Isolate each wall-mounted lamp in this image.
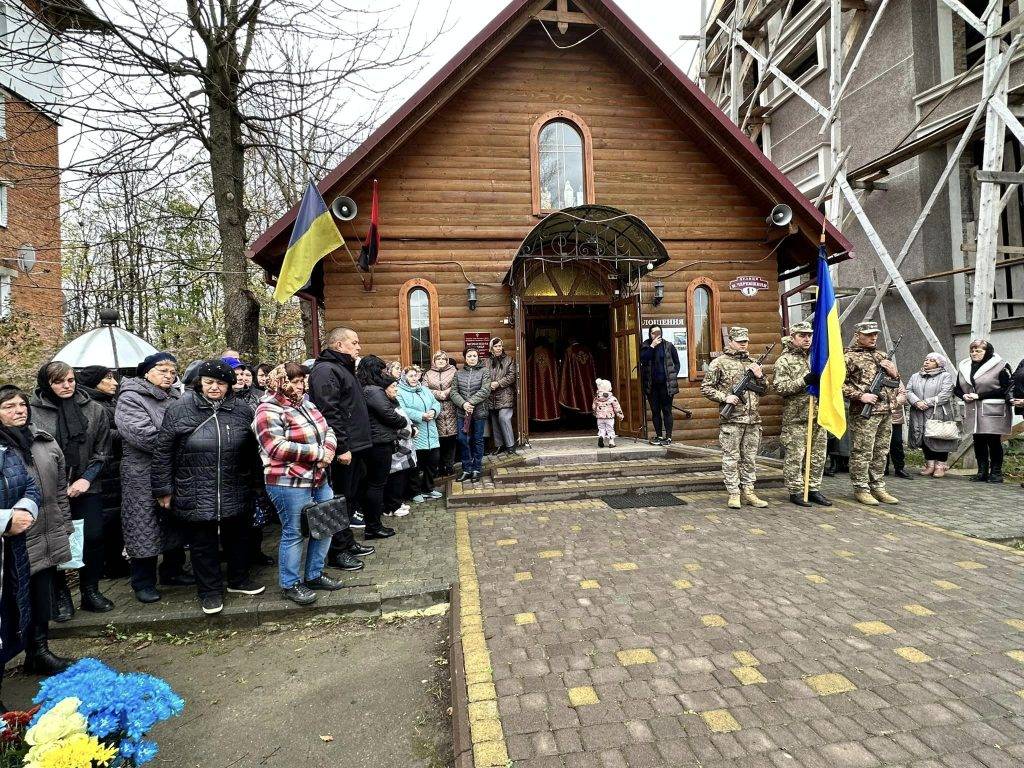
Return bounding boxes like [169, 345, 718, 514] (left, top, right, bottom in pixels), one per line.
[652, 280, 665, 308]
[467, 283, 478, 311]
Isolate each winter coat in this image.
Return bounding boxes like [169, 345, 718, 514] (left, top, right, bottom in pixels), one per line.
[115, 377, 182, 558]
[701, 349, 764, 424]
[842, 344, 899, 415]
[640, 339, 680, 397]
[79, 386, 122, 525]
[363, 385, 408, 446]
[254, 392, 337, 488]
[954, 355, 1013, 436]
[15, 427, 73, 574]
[234, 386, 263, 411]
[29, 389, 111, 495]
[487, 354, 517, 410]
[450, 363, 492, 421]
[423, 365, 458, 437]
[396, 381, 442, 450]
[0, 444, 37, 664]
[308, 349, 372, 454]
[906, 368, 959, 452]
[592, 393, 624, 420]
[152, 391, 259, 523]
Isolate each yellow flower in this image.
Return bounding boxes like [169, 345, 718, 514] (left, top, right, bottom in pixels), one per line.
[25, 697, 88, 747]
[25, 731, 117, 768]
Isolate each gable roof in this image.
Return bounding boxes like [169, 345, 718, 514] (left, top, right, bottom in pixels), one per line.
[248, 0, 853, 272]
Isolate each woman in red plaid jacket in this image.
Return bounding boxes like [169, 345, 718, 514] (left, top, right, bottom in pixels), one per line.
[254, 363, 355, 606]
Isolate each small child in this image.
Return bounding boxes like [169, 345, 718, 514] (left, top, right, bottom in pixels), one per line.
[593, 378, 624, 448]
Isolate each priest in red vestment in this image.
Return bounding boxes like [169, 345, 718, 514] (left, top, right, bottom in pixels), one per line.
[558, 342, 597, 414]
[528, 343, 559, 421]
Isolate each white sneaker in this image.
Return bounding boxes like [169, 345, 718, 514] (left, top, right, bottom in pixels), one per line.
[412, 494, 427, 503]
[428, 489, 443, 499]
[393, 505, 411, 517]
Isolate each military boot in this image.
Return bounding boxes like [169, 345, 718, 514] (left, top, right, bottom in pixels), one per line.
[727, 493, 741, 509]
[741, 489, 768, 508]
[854, 490, 879, 506]
[871, 488, 899, 504]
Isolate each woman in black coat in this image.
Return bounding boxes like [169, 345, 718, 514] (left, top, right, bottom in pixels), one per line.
[152, 360, 265, 615]
[357, 356, 407, 540]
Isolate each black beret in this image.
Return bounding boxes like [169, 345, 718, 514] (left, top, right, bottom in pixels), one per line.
[137, 352, 178, 378]
[192, 359, 236, 386]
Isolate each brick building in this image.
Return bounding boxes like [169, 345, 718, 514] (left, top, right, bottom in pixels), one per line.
[0, 0, 102, 332]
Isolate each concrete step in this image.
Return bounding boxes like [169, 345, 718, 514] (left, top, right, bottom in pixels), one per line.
[491, 457, 723, 484]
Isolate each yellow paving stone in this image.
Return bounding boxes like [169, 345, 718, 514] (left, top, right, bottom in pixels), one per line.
[1008, 650, 1024, 664]
[1005, 619, 1024, 631]
[834, 550, 856, 558]
[732, 651, 759, 667]
[705, 514, 720, 522]
[514, 571, 532, 582]
[615, 513, 627, 520]
[616, 648, 658, 666]
[684, 563, 702, 572]
[853, 621, 896, 636]
[932, 580, 960, 590]
[539, 550, 563, 558]
[702, 614, 727, 627]
[612, 562, 638, 571]
[895, 647, 932, 663]
[471, 717, 504, 742]
[579, 580, 600, 589]
[536, 516, 549, 523]
[467, 682, 497, 702]
[805, 673, 857, 696]
[731, 666, 767, 685]
[700, 709, 741, 733]
[750, 528, 767, 536]
[567, 686, 600, 706]
[904, 604, 935, 617]
[806, 574, 828, 584]
[1017, 690, 1024, 699]
[680, 523, 696, 531]
[472, 739, 509, 767]
[515, 612, 536, 625]
[496, 538, 517, 547]
[570, 525, 582, 532]
[954, 560, 986, 570]
[467, 700, 499, 722]
[673, 579, 693, 590]
[818, 524, 836, 531]
[884, 533, 899, 541]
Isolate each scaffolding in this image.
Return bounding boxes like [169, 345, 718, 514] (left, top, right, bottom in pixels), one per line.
[699, 0, 1024, 357]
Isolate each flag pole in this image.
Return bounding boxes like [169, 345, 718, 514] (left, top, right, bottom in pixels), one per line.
[803, 395, 815, 503]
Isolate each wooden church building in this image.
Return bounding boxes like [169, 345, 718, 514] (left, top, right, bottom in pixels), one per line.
[248, 0, 853, 444]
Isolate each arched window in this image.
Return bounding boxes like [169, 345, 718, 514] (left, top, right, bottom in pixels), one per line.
[686, 277, 721, 381]
[530, 110, 595, 215]
[398, 279, 440, 368]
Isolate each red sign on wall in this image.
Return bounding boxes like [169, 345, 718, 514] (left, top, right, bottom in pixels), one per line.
[464, 332, 491, 358]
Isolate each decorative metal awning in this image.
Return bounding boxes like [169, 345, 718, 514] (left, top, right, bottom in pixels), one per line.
[503, 205, 670, 287]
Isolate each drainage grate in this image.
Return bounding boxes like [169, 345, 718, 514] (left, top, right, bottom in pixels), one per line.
[601, 492, 687, 509]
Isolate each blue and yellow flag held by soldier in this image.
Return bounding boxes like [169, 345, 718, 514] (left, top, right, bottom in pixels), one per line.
[274, 180, 344, 303]
[808, 244, 847, 438]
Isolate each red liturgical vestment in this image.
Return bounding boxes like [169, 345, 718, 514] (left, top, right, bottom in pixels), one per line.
[528, 346, 559, 421]
[558, 343, 597, 414]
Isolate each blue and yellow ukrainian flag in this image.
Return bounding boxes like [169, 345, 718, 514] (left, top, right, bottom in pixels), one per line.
[808, 245, 847, 437]
[274, 180, 344, 303]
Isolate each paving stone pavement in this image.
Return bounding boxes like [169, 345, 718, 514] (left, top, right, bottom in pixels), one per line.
[459, 486, 1024, 768]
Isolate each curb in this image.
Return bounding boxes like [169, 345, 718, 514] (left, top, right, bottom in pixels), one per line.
[449, 582, 474, 768]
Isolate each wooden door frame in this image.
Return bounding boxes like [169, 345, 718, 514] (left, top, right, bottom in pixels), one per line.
[610, 293, 645, 440]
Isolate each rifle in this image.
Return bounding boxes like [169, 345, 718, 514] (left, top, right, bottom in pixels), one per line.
[859, 333, 903, 418]
[720, 342, 777, 419]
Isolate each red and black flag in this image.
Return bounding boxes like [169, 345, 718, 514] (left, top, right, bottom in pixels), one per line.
[358, 179, 380, 272]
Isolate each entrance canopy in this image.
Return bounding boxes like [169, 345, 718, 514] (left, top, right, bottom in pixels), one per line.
[503, 205, 670, 289]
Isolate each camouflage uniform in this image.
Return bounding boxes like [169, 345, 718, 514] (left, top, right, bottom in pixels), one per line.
[843, 333, 898, 493]
[773, 333, 827, 494]
[701, 335, 765, 495]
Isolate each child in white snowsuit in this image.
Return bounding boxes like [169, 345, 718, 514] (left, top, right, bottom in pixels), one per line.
[593, 378, 624, 448]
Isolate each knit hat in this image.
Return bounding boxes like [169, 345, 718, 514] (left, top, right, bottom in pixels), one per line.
[595, 378, 612, 394]
[192, 359, 236, 386]
[137, 352, 178, 378]
[77, 365, 114, 388]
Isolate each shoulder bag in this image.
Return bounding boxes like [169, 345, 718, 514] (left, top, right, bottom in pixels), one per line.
[300, 495, 349, 540]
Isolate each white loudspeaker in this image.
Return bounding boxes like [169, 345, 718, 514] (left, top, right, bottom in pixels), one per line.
[330, 196, 358, 221]
[767, 204, 793, 227]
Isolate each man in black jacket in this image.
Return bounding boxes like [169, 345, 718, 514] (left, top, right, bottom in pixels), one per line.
[308, 326, 376, 568]
[639, 325, 681, 446]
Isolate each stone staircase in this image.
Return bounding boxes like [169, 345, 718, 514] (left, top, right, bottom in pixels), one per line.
[446, 438, 784, 508]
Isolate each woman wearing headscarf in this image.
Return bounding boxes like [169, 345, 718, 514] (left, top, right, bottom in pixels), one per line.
[0, 387, 74, 675]
[423, 351, 459, 477]
[0, 401, 37, 708]
[906, 353, 959, 478]
[31, 361, 113, 615]
[954, 340, 1013, 483]
[356, 355, 408, 539]
[487, 338, 517, 456]
[76, 366, 126, 579]
[115, 352, 189, 604]
[152, 360, 265, 615]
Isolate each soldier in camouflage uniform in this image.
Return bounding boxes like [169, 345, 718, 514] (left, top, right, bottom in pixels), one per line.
[772, 321, 832, 508]
[701, 326, 769, 509]
[843, 320, 900, 505]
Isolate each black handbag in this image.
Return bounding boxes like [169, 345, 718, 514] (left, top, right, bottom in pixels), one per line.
[300, 495, 349, 540]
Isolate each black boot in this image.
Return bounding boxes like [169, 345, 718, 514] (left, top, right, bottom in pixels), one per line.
[789, 493, 812, 508]
[52, 574, 74, 623]
[598, 437, 604, 448]
[970, 461, 989, 482]
[80, 584, 114, 613]
[988, 463, 1004, 483]
[22, 624, 74, 676]
[807, 491, 833, 507]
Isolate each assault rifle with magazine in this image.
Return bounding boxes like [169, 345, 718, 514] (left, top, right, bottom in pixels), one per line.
[720, 342, 777, 419]
[860, 333, 903, 418]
